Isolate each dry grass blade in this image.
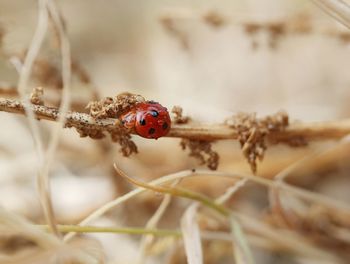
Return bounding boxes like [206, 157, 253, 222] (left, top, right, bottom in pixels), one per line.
[216, 178, 248, 204]
[16, 0, 47, 163]
[137, 180, 178, 264]
[115, 169, 346, 263]
[48, 222, 340, 260]
[44, 225, 180, 237]
[235, 212, 342, 262]
[181, 203, 203, 264]
[114, 166, 254, 264]
[312, 0, 350, 29]
[0, 207, 60, 249]
[112, 166, 335, 261]
[113, 164, 229, 216]
[215, 179, 255, 263]
[0, 209, 104, 264]
[15, 0, 61, 237]
[63, 167, 349, 259]
[36, 0, 72, 238]
[269, 143, 342, 213]
[230, 217, 255, 264]
[63, 170, 196, 242]
[3, 2, 350, 263]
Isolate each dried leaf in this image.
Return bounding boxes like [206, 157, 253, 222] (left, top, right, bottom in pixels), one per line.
[229, 216, 255, 264]
[181, 203, 203, 264]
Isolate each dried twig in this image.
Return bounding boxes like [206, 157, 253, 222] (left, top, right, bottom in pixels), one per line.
[1, 98, 350, 143]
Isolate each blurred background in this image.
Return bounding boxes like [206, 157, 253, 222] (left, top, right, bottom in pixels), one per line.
[0, 0, 350, 263]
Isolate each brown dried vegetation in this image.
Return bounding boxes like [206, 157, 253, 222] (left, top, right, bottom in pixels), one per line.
[171, 105, 190, 124]
[1, 2, 350, 264]
[159, 15, 190, 50]
[180, 139, 219, 170]
[87, 92, 145, 119]
[30, 86, 44, 105]
[226, 111, 289, 173]
[161, 10, 350, 51]
[202, 11, 226, 28]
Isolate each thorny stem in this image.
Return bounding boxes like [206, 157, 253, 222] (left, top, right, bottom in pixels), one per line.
[1, 98, 350, 142]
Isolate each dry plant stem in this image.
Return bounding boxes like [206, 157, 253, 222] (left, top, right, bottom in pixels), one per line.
[2, 98, 350, 143]
[114, 164, 229, 216]
[41, 225, 281, 248]
[138, 180, 178, 264]
[16, 0, 61, 237]
[181, 203, 203, 264]
[17, 0, 47, 161]
[114, 166, 337, 262]
[117, 166, 253, 264]
[312, 0, 350, 29]
[216, 178, 248, 204]
[40, 224, 329, 254]
[268, 150, 326, 210]
[75, 167, 350, 222]
[230, 217, 255, 264]
[38, 0, 72, 238]
[0, 98, 118, 129]
[62, 169, 342, 261]
[63, 170, 195, 242]
[42, 225, 181, 237]
[269, 140, 350, 214]
[0, 207, 61, 249]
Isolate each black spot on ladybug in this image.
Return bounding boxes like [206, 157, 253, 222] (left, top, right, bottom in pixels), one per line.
[140, 119, 146, 126]
[162, 122, 168, 130]
[148, 128, 155, 135]
[147, 100, 158, 104]
[150, 110, 159, 117]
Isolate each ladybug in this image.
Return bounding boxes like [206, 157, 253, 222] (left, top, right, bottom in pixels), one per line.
[120, 101, 171, 139]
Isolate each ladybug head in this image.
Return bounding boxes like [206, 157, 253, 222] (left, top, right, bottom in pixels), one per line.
[135, 102, 171, 139]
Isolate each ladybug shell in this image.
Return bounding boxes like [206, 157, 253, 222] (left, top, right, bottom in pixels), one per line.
[120, 101, 171, 139]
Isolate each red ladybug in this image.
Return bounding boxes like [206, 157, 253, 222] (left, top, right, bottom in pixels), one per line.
[120, 101, 171, 139]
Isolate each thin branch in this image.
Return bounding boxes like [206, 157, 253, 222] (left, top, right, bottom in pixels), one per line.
[1, 98, 350, 143]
